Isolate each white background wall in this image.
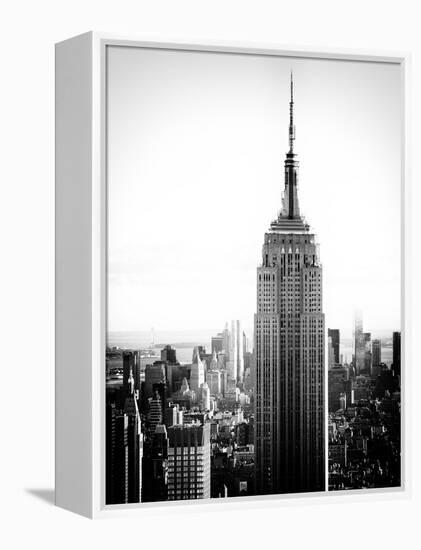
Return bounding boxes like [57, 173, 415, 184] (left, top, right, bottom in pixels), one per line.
[0, 1, 419, 548]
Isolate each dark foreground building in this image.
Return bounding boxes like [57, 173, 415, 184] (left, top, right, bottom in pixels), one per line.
[106, 369, 143, 504]
[392, 331, 401, 377]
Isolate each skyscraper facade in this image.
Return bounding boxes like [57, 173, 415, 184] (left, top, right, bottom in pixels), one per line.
[123, 350, 141, 396]
[190, 350, 205, 396]
[206, 369, 221, 396]
[392, 331, 401, 376]
[167, 424, 211, 500]
[211, 334, 224, 354]
[354, 310, 364, 374]
[327, 329, 340, 365]
[372, 339, 381, 367]
[142, 424, 169, 502]
[146, 392, 163, 437]
[201, 382, 211, 411]
[106, 402, 129, 504]
[328, 336, 335, 368]
[254, 76, 325, 495]
[235, 320, 245, 382]
[123, 371, 143, 503]
[363, 332, 372, 374]
[161, 344, 177, 364]
[144, 362, 166, 401]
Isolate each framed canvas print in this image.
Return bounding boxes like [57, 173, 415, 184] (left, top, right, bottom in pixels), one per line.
[55, 33, 410, 518]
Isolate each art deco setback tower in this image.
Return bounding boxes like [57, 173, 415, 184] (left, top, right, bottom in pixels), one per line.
[254, 75, 325, 495]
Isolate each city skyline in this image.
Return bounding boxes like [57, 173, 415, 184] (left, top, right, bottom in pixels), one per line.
[107, 317, 396, 364]
[107, 47, 401, 335]
[106, 321, 401, 502]
[108, 322, 399, 343]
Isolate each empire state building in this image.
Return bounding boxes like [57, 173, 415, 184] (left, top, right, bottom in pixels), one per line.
[254, 75, 325, 494]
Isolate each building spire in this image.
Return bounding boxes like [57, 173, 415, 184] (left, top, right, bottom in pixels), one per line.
[289, 71, 295, 153]
[284, 71, 300, 219]
[270, 72, 309, 232]
[128, 366, 135, 395]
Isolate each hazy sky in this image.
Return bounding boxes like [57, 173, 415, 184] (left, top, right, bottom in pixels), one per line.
[107, 46, 401, 338]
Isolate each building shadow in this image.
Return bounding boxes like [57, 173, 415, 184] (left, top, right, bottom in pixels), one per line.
[25, 488, 55, 505]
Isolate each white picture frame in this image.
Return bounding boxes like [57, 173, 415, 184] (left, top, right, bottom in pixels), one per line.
[55, 32, 411, 518]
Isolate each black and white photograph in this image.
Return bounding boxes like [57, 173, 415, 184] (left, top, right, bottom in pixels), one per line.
[105, 46, 402, 504]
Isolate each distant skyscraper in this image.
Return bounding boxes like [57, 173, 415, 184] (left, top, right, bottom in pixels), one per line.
[167, 424, 211, 500]
[193, 346, 207, 362]
[146, 392, 163, 437]
[219, 369, 228, 397]
[171, 377, 196, 408]
[328, 336, 335, 368]
[372, 339, 381, 367]
[123, 350, 141, 396]
[209, 350, 218, 370]
[217, 352, 225, 370]
[353, 312, 372, 374]
[166, 403, 183, 426]
[206, 369, 221, 396]
[363, 332, 372, 374]
[254, 75, 325, 495]
[211, 333, 224, 354]
[228, 320, 238, 381]
[222, 323, 230, 355]
[235, 320, 245, 382]
[123, 369, 143, 503]
[243, 330, 249, 356]
[328, 365, 350, 412]
[328, 329, 340, 365]
[190, 348, 205, 395]
[354, 310, 365, 374]
[392, 331, 401, 376]
[144, 362, 166, 401]
[226, 320, 245, 382]
[201, 382, 211, 411]
[161, 344, 177, 364]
